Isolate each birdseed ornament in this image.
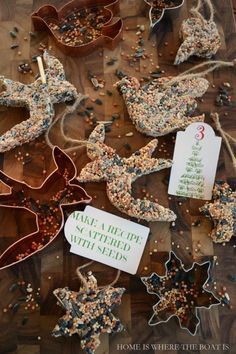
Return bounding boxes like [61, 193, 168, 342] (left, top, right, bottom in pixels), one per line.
[77, 124, 176, 222]
[174, 0, 221, 65]
[52, 266, 125, 354]
[0, 51, 82, 153]
[0, 146, 91, 269]
[141, 252, 220, 335]
[116, 59, 236, 137]
[116, 75, 208, 137]
[200, 181, 236, 243]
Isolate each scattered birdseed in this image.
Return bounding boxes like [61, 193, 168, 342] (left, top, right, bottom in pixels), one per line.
[107, 58, 118, 65]
[215, 85, 233, 107]
[9, 31, 17, 38]
[10, 44, 19, 49]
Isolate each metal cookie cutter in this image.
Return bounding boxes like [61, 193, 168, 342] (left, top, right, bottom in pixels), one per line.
[0, 146, 91, 270]
[31, 0, 123, 56]
[143, 0, 184, 35]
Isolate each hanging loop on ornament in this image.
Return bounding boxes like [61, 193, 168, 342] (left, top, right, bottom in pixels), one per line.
[190, 0, 214, 23]
[164, 59, 236, 88]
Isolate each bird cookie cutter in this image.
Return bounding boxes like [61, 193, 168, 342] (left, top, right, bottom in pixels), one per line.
[77, 124, 176, 222]
[141, 251, 220, 335]
[0, 147, 91, 270]
[31, 0, 123, 56]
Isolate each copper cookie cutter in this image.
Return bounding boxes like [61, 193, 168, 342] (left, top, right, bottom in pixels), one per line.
[0, 146, 91, 270]
[31, 0, 123, 56]
[142, 0, 184, 35]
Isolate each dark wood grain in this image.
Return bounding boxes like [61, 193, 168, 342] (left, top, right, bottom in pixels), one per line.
[0, 0, 235, 353]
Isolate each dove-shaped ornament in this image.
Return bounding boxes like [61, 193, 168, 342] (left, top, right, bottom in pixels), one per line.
[77, 124, 176, 222]
[116, 75, 209, 137]
[174, 0, 221, 65]
[0, 51, 82, 152]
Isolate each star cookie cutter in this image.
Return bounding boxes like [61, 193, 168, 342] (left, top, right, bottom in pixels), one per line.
[141, 251, 220, 335]
[0, 51, 80, 153]
[144, 0, 184, 34]
[0, 146, 91, 270]
[31, 0, 123, 56]
[115, 75, 208, 137]
[77, 124, 176, 222]
[200, 181, 236, 244]
[52, 269, 125, 354]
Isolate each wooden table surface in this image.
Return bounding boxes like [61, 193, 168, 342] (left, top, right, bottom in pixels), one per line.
[0, 0, 235, 353]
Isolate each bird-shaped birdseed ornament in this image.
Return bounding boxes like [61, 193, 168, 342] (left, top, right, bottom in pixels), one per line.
[200, 181, 236, 243]
[115, 75, 208, 137]
[174, 0, 221, 65]
[141, 252, 220, 335]
[52, 269, 125, 354]
[0, 51, 81, 152]
[77, 124, 176, 222]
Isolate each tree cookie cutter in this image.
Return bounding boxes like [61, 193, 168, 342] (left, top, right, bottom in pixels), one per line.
[0, 147, 91, 270]
[31, 0, 123, 56]
[143, 0, 184, 35]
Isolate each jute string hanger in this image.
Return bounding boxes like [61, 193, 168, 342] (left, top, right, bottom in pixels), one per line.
[191, 0, 215, 23]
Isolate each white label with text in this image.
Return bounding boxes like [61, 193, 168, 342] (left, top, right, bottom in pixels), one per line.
[64, 206, 150, 274]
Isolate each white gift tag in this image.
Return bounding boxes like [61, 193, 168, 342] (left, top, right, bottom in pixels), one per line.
[168, 123, 222, 200]
[64, 206, 150, 274]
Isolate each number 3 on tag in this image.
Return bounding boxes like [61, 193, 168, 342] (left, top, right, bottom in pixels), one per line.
[168, 123, 222, 200]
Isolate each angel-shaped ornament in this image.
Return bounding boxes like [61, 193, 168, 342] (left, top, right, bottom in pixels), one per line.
[174, 0, 221, 65]
[0, 51, 83, 152]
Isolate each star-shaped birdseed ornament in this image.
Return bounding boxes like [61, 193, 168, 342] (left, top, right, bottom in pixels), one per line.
[77, 124, 176, 222]
[0, 51, 80, 152]
[141, 252, 220, 335]
[200, 181, 236, 243]
[115, 75, 208, 137]
[52, 272, 125, 354]
[174, 15, 221, 65]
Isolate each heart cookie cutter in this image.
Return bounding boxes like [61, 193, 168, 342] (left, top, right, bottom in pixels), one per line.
[31, 0, 123, 56]
[0, 147, 91, 270]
